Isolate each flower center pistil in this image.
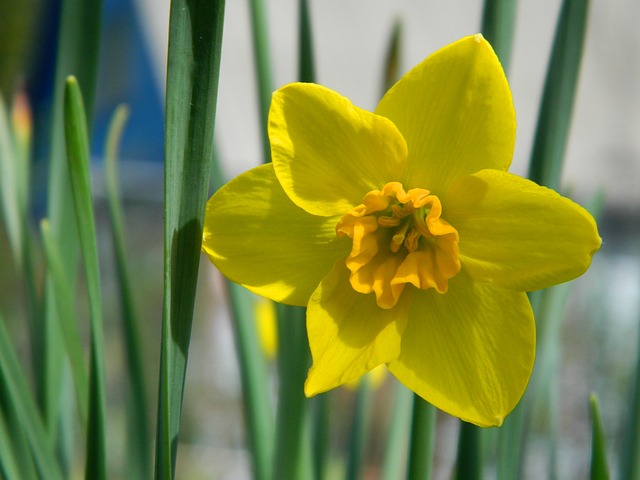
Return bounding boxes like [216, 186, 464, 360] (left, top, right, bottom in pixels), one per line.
[337, 182, 461, 309]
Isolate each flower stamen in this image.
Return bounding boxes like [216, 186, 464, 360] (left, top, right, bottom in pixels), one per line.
[336, 182, 461, 309]
[391, 219, 412, 252]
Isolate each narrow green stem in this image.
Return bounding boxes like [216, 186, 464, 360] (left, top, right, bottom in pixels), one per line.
[381, 19, 402, 95]
[248, 0, 274, 163]
[298, 0, 315, 83]
[105, 105, 151, 479]
[227, 284, 273, 480]
[272, 304, 313, 480]
[406, 395, 436, 480]
[455, 422, 483, 480]
[311, 394, 330, 480]
[527, 0, 590, 190]
[480, 0, 517, 74]
[496, 402, 525, 480]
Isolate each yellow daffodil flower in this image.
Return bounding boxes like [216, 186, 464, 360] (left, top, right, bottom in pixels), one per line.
[203, 35, 601, 426]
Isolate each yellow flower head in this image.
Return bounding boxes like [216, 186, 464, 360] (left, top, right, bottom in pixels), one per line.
[202, 35, 601, 427]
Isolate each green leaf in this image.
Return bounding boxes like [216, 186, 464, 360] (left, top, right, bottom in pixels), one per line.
[248, 0, 274, 163]
[0, 92, 41, 410]
[311, 394, 330, 480]
[298, 0, 315, 84]
[43, 0, 102, 464]
[589, 394, 610, 480]
[0, 314, 64, 480]
[227, 284, 274, 480]
[381, 19, 402, 95]
[104, 104, 151, 480]
[272, 305, 313, 480]
[480, 0, 517, 74]
[40, 219, 89, 426]
[64, 76, 108, 480]
[527, 0, 590, 190]
[0, 406, 26, 480]
[497, 3, 591, 476]
[406, 396, 436, 480]
[454, 422, 483, 480]
[496, 402, 525, 480]
[155, 1, 226, 478]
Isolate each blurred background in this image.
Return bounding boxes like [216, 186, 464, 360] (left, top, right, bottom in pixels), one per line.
[1, 0, 638, 478]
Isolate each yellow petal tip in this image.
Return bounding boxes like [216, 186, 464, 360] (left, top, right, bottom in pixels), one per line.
[303, 377, 319, 398]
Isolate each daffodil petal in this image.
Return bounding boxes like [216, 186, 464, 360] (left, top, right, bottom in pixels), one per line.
[270, 83, 408, 216]
[202, 164, 350, 305]
[444, 169, 601, 291]
[375, 35, 515, 195]
[387, 272, 535, 427]
[304, 261, 410, 395]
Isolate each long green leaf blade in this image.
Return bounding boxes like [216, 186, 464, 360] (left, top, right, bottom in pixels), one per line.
[227, 285, 274, 480]
[0, 92, 42, 423]
[311, 395, 329, 480]
[298, 0, 315, 84]
[45, 0, 103, 354]
[406, 396, 436, 480]
[0, 314, 64, 480]
[455, 422, 483, 480]
[40, 219, 89, 425]
[498, 3, 590, 477]
[496, 402, 525, 480]
[480, 0, 517, 74]
[0, 406, 25, 480]
[104, 105, 151, 480]
[64, 76, 108, 480]
[248, 0, 274, 162]
[381, 20, 402, 96]
[155, 1, 226, 478]
[527, 0, 590, 190]
[272, 305, 313, 480]
[43, 0, 102, 465]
